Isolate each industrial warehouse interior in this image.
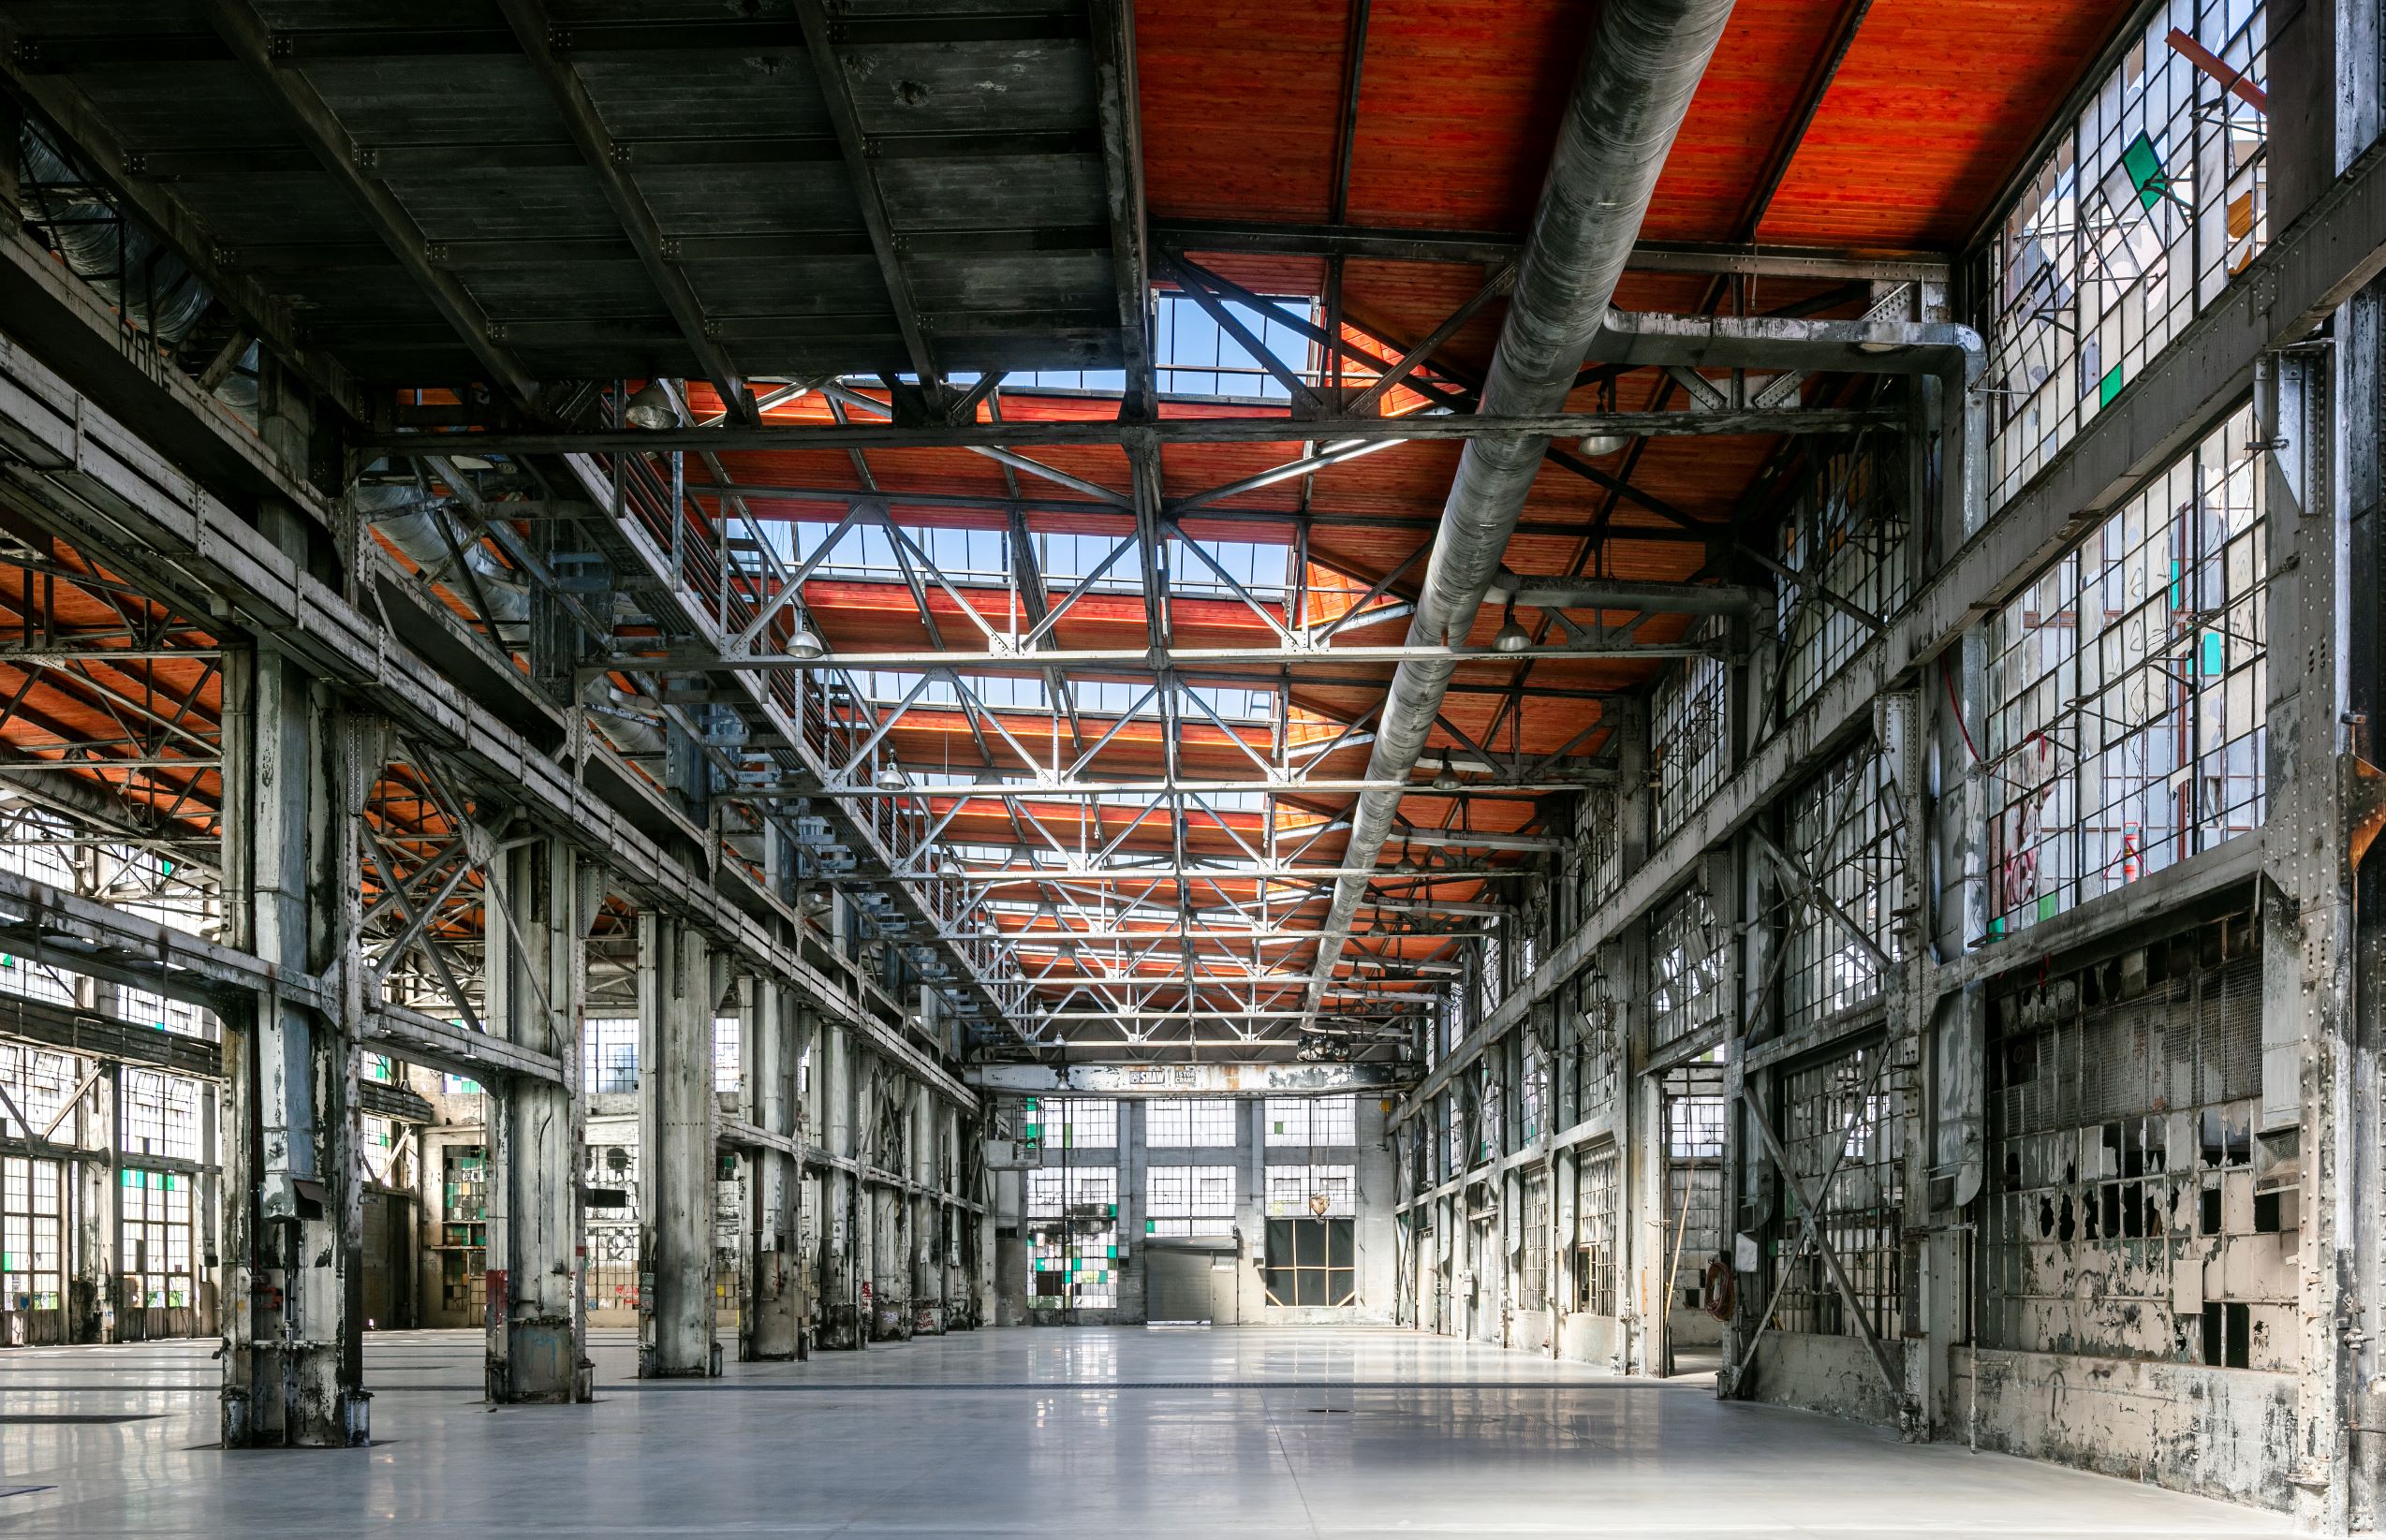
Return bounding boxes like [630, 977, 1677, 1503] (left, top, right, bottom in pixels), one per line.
[0, 0, 2364, 1533]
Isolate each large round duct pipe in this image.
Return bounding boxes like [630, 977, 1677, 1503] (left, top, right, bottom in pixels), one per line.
[351, 483, 531, 626]
[1303, 0, 1739, 1017]
[19, 129, 213, 346]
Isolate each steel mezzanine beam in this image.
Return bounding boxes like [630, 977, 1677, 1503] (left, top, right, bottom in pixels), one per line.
[492, 0, 759, 424]
[370, 403, 1900, 455]
[788, 0, 938, 388]
[1147, 217, 1952, 283]
[612, 641, 1720, 671]
[192, 0, 541, 406]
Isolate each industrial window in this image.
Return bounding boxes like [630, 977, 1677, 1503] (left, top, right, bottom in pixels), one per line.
[1777, 437, 1908, 712]
[1652, 650, 1729, 838]
[1574, 1146, 1620, 1316]
[1520, 1034, 1549, 1142]
[1985, 405, 2266, 937]
[0, 952, 79, 1007]
[112, 984, 210, 1038]
[1264, 1218, 1354, 1306]
[362, 1115, 399, 1184]
[1570, 966, 1624, 1123]
[438, 1145, 489, 1319]
[1026, 1166, 1118, 1311]
[0, 804, 76, 887]
[442, 1074, 482, 1098]
[1578, 784, 1623, 915]
[1981, 920, 2285, 1368]
[1144, 1165, 1236, 1236]
[119, 1168, 192, 1310]
[3, 1155, 63, 1312]
[0, 1044, 80, 1141]
[1772, 1039, 1909, 1340]
[1265, 1095, 1355, 1146]
[1145, 1097, 1237, 1148]
[1520, 1169, 1553, 1311]
[582, 1140, 639, 1315]
[582, 1018, 638, 1093]
[1026, 1165, 1118, 1219]
[1649, 881, 1727, 1051]
[120, 1070, 200, 1162]
[1041, 1097, 1117, 1150]
[1665, 1063, 1727, 1313]
[1983, 2, 2269, 509]
[1264, 1162, 1355, 1217]
[1781, 744, 1905, 1034]
[713, 1015, 740, 1094]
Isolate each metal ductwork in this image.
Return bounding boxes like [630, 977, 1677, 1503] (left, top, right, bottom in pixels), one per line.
[352, 482, 531, 627]
[19, 128, 213, 346]
[1303, 0, 1739, 1019]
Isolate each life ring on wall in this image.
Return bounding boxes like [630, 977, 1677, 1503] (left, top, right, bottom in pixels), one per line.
[1701, 1255, 1735, 1321]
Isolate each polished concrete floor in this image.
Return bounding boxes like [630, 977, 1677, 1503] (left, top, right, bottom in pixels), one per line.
[0, 1326, 2289, 1537]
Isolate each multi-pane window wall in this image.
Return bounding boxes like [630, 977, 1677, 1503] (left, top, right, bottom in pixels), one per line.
[1777, 437, 1909, 712]
[712, 1016, 740, 1093]
[120, 1168, 193, 1310]
[1144, 1097, 1237, 1148]
[3, 1154, 63, 1312]
[0, 1044, 80, 1139]
[120, 1070, 201, 1162]
[1985, 405, 2266, 936]
[1665, 1064, 1727, 1315]
[1144, 1166, 1236, 1236]
[582, 1018, 638, 1093]
[1520, 1170, 1553, 1311]
[1652, 651, 1729, 838]
[1574, 1146, 1620, 1316]
[1981, 928, 2285, 1368]
[1649, 882, 1727, 1052]
[1264, 1163, 1356, 1217]
[1571, 965, 1624, 1122]
[1264, 1095, 1355, 1146]
[1045, 1098, 1118, 1150]
[1577, 783, 1623, 916]
[1772, 1040, 1909, 1339]
[1025, 1166, 1120, 1310]
[1984, 1, 2269, 507]
[1781, 745, 1905, 1034]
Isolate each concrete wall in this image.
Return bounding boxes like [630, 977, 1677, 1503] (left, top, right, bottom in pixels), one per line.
[1952, 1349, 2296, 1510]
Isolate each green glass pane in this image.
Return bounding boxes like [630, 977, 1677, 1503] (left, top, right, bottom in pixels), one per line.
[2120, 131, 2166, 211]
[2202, 631, 2224, 676]
[2099, 364, 2124, 407]
[2039, 893, 2058, 922]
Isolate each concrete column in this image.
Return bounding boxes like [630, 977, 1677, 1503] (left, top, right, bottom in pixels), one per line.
[218, 637, 371, 1446]
[67, 1064, 115, 1343]
[637, 914, 721, 1377]
[744, 984, 803, 1360]
[816, 1024, 862, 1349]
[910, 1089, 940, 1333]
[483, 838, 590, 1402]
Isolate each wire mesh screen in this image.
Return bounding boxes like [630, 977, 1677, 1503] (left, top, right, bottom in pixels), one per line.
[1771, 1039, 1910, 1340]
